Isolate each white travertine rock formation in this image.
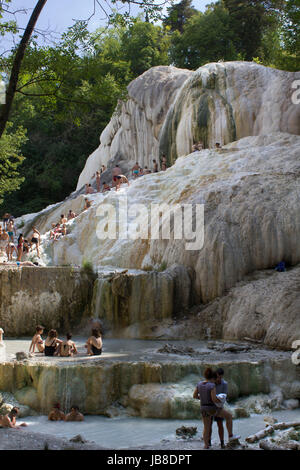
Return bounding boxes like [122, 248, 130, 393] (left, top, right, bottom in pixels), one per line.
[77, 62, 299, 188]
[159, 61, 300, 162]
[34, 132, 300, 305]
[76, 66, 192, 189]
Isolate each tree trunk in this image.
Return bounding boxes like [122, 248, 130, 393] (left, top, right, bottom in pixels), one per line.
[0, 0, 48, 139]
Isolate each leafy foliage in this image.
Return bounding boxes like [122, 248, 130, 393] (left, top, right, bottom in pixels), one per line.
[0, 123, 27, 204]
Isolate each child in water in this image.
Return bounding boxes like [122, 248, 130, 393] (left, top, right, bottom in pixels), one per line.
[29, 325, 45, 353]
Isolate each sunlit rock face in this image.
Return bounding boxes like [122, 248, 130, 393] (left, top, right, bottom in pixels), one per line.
[34, 133, 300, 306]
[77, 62, 299, 187]
[160, 61, 300, 163]
[76, 66, 192, 189]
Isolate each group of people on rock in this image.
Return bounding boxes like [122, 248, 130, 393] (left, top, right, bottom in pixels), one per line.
[29, 325, 103, 357]
[0, 219, 41, 265]
[84, 154, 169, 194]
[192, 141, 222, 152]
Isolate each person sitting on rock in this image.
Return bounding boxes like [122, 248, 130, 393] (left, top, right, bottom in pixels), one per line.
[50, 223, 61, 240]
[102, 181, 111, 192]
[0, 407, 27, 428]
[67, 209, 76, 220]
[85, 328, 102, 356]
[48, 403, 65, 421]
[44, 329, 62, 356]
[59, 333, 77, 357]
[83, 198, 92, 211]
[29, 325, 45, 354]
[65, 405, 84, 422]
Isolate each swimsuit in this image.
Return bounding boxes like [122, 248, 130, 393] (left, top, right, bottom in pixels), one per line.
[44, 339, 57, 356]
[91, 344, 102, 356]
[31, 237, 38, 244]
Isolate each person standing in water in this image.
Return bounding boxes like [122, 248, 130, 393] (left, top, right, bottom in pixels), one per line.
[48, 403, 65, 421]
[209, 367, 228, 449]
[65, 405, 84, 422]
[193, 368, 239, 449]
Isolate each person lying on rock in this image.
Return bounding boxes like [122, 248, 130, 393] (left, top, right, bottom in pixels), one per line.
[0, 407, 27, 429]
[59, 333, 77, 357]
[44, 329, 62, 356]
[85, 328, 102, 356]
[65, 405, 84, 422]
[29, 325, 45, 354]
[48, 403, 65, 421]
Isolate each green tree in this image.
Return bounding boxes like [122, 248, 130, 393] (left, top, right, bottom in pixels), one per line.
[222, 0, 283, 61]
[169, 3, 237, 69]
[163, 0, 197, 33]
[0, 123, 27, 204]
[120, 19, 170, 77]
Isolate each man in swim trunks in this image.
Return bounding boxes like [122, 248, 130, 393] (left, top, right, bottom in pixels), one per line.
[65, 405, 84, 422]
[30, 226, 41, 257]
[6, 219, 16, 242]
[115, 175, 130, 191]
[131, 162, 140, 178]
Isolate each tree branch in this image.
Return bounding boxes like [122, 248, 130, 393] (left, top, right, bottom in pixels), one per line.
[0, 0, 48, 139]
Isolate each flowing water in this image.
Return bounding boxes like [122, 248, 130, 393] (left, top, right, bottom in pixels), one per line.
[20, 409, 300, 449]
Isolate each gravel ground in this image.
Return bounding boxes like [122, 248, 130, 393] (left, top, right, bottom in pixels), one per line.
[0, 428, 251, 451]
[0, 428, 107, 450]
